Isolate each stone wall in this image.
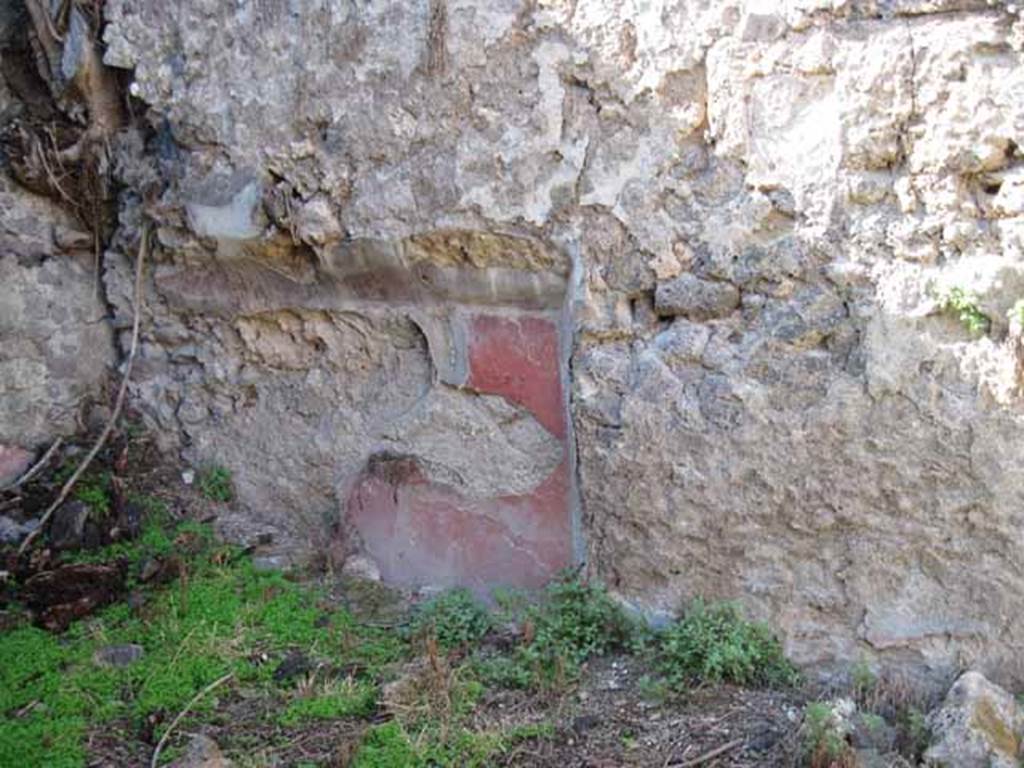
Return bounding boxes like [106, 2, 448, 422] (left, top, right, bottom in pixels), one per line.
[108, 219, 577, 589]
[2, 0, 1024, 685]
[0, 0, 116, 485]
[0, 176, 114, 485]
[0, 1, 121, 487]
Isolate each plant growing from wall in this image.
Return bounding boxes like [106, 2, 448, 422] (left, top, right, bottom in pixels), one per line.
[939, 286, 990, 335]
[850, 655, 876, 705]
[1007, 299, 1024, 327]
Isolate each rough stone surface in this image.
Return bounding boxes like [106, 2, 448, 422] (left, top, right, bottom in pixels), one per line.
[93, 643, 145, 668]
[0, 514, 33, 545]
[0, 174, 115, 455]
[0, 445, 31, 487]
[49, 501, 90, 551]
[341, 554, 382, 583]
[101, 0, 1024, 680]
[169, 734, 233, 768]
[924, 671, 1024, 768]
[0, 0, 1020, 682]
[654, 274, 741, 320]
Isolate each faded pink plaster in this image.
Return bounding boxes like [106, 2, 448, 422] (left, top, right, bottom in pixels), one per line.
[0, 445, 32, 487]
[345, 312, 572, 591]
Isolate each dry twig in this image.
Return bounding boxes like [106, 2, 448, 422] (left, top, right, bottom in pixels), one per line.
[18, 227, 149, 555]
[668, 737, 745, 767]
[150, 672, 234, 768]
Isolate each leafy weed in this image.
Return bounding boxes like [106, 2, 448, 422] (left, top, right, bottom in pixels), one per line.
[655, 599, 798, 689]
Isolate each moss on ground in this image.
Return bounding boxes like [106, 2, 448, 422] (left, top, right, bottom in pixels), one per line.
[277, 679, 378, 727]
[0, 519, 404, 766]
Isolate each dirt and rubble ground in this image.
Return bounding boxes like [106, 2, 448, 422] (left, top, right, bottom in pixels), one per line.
[84, 655, 804, 767]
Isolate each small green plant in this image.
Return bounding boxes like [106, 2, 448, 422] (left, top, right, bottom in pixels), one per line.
[278, 677, 376, 726]
[802, 702, 855, 768]
[409, 588, 492, 651]
[198, 465, 233, 502]
[860, 712, 886, 735]
[637, 674, 671, 704]
[75, 484, 110, 515]
[1008, 299, 1024, 327]
[528, 573, 635, 667]
[517, 573, 635, 688]
[471, 573, 634, 690]
[620, 729, 638, 750]
[472, 652, 535, 689]
[939, 286, 990, 335]
[895, 705, 930, 760]
[354, 721, 419, 768]
[851, 656, 877, 703]
[655, 599, 798, 689]
[491, 586, 530, 624]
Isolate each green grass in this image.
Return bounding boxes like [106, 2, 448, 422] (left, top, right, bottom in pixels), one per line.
[0, 521, 405, 766]
[52, 464, 113, 516]
[2, 518, 799, 767]
[277, 679, 377, 727]
[0, 625, 91, 767]
[353, 721, 419, 767]
[74, 483, 110, 516]
[352, 668, 502, 767]
[352, 718, 554, 768]
[198, 465, 233, 503]
[64, 510, 174, 567]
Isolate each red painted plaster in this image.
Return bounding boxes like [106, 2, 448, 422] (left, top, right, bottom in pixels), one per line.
[345, 311, 572, 591]
[467, 315, 566, 439]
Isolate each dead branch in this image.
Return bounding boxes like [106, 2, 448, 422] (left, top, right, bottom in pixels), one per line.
[667, 738, 745, 768]
[150, 672, 234, 768]
[18, 227, 149, 555]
